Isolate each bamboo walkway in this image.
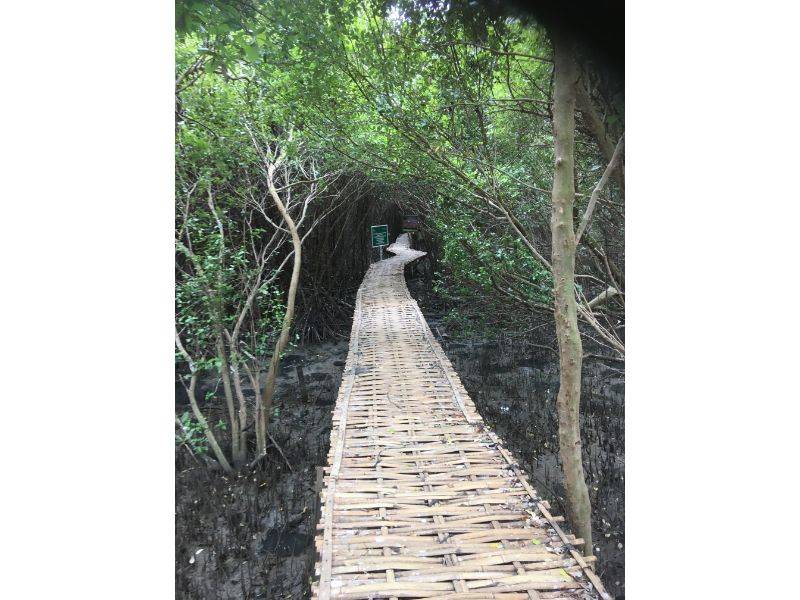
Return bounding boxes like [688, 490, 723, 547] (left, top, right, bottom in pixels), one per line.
[312, 234, 611, 600]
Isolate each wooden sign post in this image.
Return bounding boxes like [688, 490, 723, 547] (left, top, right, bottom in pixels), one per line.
[371, 224, 388, 260]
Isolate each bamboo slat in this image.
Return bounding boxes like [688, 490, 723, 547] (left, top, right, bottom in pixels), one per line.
[312, 234, 611, 600]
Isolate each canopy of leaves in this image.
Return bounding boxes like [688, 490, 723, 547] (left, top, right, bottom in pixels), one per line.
[176, 0, 624, 344]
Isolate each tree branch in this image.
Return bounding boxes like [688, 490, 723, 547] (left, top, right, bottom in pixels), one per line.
[575, 133, 624, 245]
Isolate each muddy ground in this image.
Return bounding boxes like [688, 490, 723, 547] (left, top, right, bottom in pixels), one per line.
[176, 272, 625, 599]
[430, 332, 625, 597]
[175, 340, 348, 599]
[408, 274, 625, 599]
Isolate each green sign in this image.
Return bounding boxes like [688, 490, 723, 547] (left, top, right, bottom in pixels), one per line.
[371, 224, 389, 247]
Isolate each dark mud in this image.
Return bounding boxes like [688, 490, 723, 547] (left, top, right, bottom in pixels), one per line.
[408, 267, 625, 598]
[438, 333, 625, 598]
[175, 340, 348, 600]
[176, 269, 625, 599]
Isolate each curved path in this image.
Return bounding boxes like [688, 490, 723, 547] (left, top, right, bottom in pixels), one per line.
[313, 234, 610, 600]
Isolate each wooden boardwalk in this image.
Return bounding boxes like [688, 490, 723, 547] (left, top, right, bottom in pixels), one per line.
[312, 234, 611, 600]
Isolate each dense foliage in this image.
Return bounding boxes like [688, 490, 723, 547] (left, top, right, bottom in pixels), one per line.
[175, 0, 624, 466]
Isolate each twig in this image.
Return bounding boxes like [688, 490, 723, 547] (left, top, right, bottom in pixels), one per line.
[250, 431, 295, 473]
[575, 133, 624, 245]
[268, 430, 294, 472]
[583, 353, 625, 364]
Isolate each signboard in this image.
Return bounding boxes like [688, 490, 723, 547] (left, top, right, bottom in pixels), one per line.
[371, 224, 389, 248]
[402, 215, 421, 230]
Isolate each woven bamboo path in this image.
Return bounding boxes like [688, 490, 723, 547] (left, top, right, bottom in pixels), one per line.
[312, 234, 611, 600]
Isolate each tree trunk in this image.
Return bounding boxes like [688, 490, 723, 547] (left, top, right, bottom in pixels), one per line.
[186, 373, 233, 474]
[256, 163, 303, 457]
[215, 334, 242, 466]
[230, 358, 249, 467]
[550, 27, 594, 558]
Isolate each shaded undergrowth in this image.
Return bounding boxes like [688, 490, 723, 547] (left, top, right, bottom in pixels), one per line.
[175, 341, 348, 599]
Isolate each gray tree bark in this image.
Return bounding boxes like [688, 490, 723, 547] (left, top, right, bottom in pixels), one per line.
[256, 160, 303, 458]
[550, 27, 594, 558]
